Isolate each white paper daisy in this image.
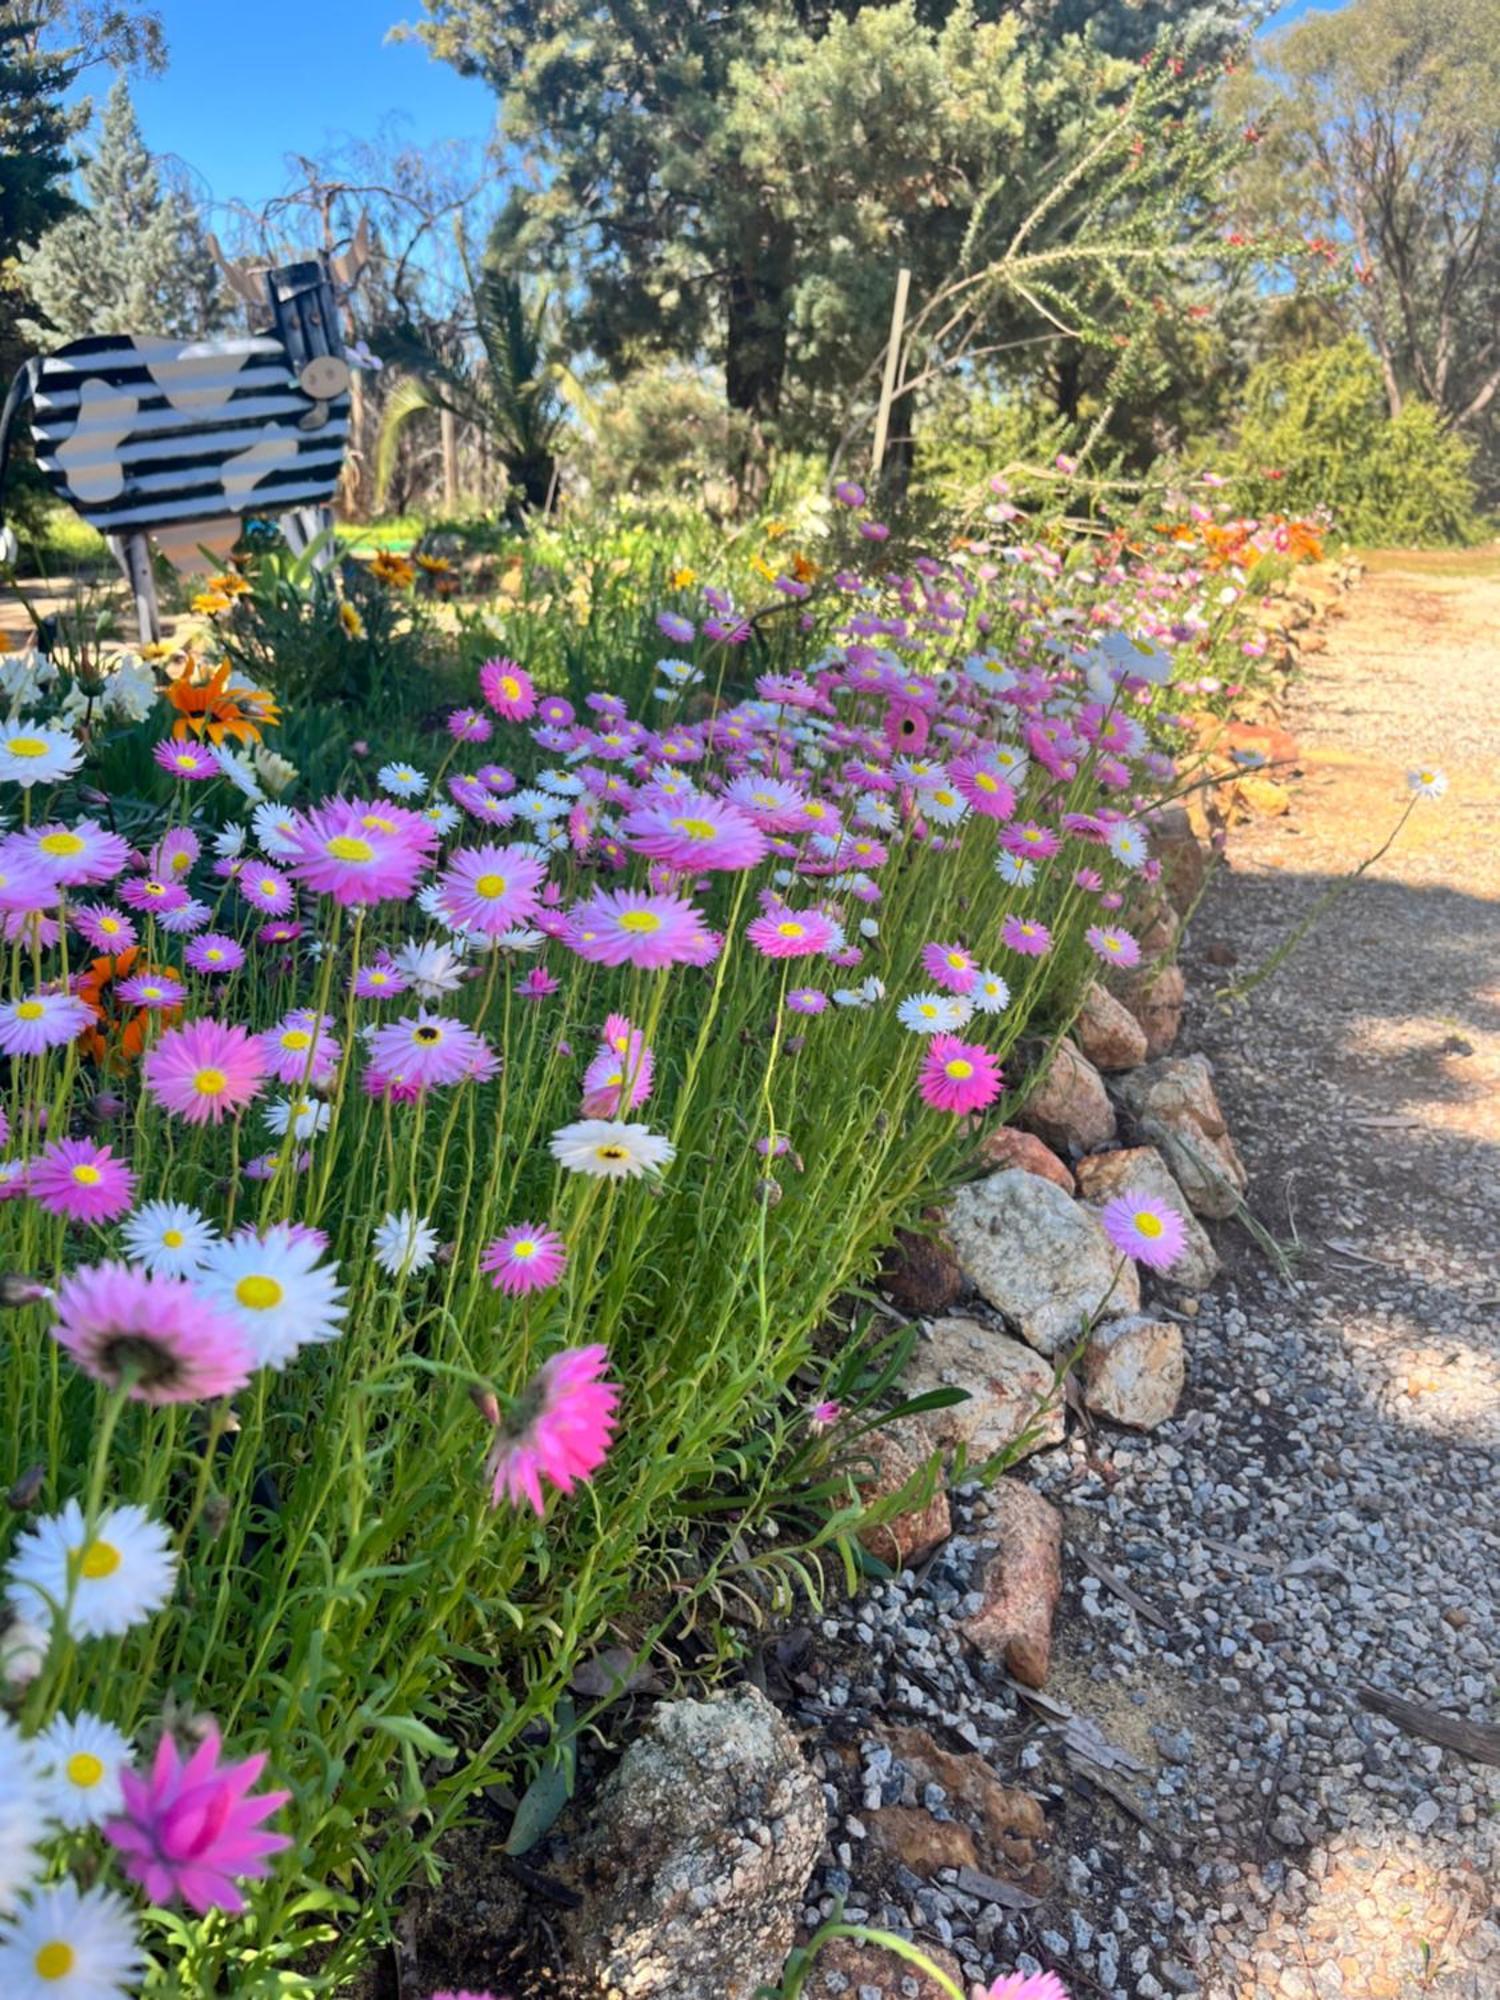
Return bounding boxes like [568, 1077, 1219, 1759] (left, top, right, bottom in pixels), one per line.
[33, 1711, 132, 1830]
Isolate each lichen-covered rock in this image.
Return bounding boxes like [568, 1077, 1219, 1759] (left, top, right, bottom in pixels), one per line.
[904, 1315, 1064, 1466]
[562, 1686, 825, 2000]
[1017, 1040, 1117, 1156]
[974, 1125, 1076, 1194]
[1116, 1053, 1248, 1219]
[1075, 981, 1149, 1072]
[1074, 1145, 1219, 1291]
[878, 1215, 965, 1316]
[1082, 1314, 1186, 1430]
[1117, 960, 1187, 1058]
[962, 1481, 1064, 1687]
[852, 1420, 951, 1570]
[946, 1169, 1138, 1356]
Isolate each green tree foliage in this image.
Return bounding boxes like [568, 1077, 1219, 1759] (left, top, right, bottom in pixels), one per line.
[411, 1, 1249, 496]
[0, 16, 76, 255]
[1229, 0, 1500, 465]
[18, 75, 222, 344]
[1227, 337, 1481, 546]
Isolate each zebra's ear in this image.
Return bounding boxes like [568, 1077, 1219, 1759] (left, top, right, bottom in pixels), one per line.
[207, 235, 267, 311]
[330, 213, 372, 295]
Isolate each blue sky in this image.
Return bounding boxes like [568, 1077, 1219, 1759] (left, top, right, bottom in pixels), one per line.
[87, 1, 497, 218]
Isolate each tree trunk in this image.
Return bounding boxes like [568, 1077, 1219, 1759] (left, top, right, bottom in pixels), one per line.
[725, 223, 794, 513]
[880, 402, 916, 509]
[440, 407, 459, 515]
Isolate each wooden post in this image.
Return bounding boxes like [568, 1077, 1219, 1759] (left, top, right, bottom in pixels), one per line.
[440, 408, 459, 515]
[870, 266, 911, 480]
[108, 532, 160, 647]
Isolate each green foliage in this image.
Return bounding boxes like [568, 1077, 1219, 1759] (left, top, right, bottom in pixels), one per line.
[584, 365, 747, 512]
[17, 74, 223, 345]
[1225, 338, 1482, 546]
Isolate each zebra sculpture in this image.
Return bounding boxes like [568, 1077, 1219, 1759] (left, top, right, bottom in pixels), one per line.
[0, 245, 362, 644]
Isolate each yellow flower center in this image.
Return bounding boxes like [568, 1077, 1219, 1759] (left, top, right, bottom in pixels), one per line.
[15, 1001, 44, 1020]
[162, 1228, 185, 1248]
[175, 753, 199, 770]
[474, 874, 508, 899]
[413, 1025, 442, 1045]
[78, 1539, 120, 1580]
[139, 987, 164, 1001]
[946, 953, 967, 969]
[1135, 1210, 1164, 1239]
[670, 815, 716, 842]
[39, 831, 84, 856]
[6, 736, 47, 758]
[945, 1058, 974, 1080]
[500, 675, 521, 701]
[326, 836, 375, 864]
[205, 947, 224, 962]
[259, 878, 280, 895]
[1022, 828, 1042, 843]
[66, 1750, 105, 1789]
[976, 771, 998, 793]
[369, 972, 388, 986]
[170, 852, 191, 873]
[236, 1274, 283, 1311]
[919, 1004, 938, 1018]
[596, 1145, 628, 1162]
[776, 922, 806, 939]
[803, 802, 827, 820]
[511, 1238, 537, 1259]
[281, 1029, 312, 1051]
[35, 1940, 75, 1980]
[71, 1164, 102, 1186]
[194, 1067, 227, 1096]
[618, 910, 661, 934]
[101, 918, 121, 934]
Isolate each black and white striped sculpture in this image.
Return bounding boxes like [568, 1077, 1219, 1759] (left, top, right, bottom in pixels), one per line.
[0, 255, 355, 643]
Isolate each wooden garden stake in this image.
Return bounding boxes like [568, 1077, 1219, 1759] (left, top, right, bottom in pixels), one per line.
[871, 265, 912, 479]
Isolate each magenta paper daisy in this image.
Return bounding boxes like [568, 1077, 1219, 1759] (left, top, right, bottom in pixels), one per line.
[1000, 915, 1052, 958]
[241, 865, 293, 915]
[51, 1260, 253, 1402]
[104, 1726, 291, 1915]
[621, 792, 767, 873]
[480, 1223, 568, 1296]
[150, 828, 200, 880]
[31, 1136, 136, 1222]
[0, 988, 91, 1057]
[484, 1344, 619, 1513]
[980, 1975, 1070, 2000]
[72, 904, 137, 953]
[785, 987, 828, 1015]
[566, 888, 714, 971]
[117, 970, 184, 1011]
[1001, 821, 1060, 860]
[1098, 1193, 1187, 1272]
[1085, 924, 1141, 968]
[746, 907, 842, 960]
[436, 845, 547, 936]
[153, 738, 220, 781]
[351, 960, 409, 1000]
[478, 657, 536, 720]
[581, 1037, 654, 1116]
[447, 706, 493, 743]
[119, 875, 189, 915]
[261, 1009, 341, 1087]
[921, 940, 980, 996]
[515, 964, 559, 1001]
[950, 754, 1016, 821]
[145, 1019, 267, 1126]
[184, 933, 246, 976]
[918, 1034, 1003, 1116]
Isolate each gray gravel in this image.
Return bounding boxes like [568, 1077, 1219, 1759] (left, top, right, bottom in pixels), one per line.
[785, 560, 1500, 2000]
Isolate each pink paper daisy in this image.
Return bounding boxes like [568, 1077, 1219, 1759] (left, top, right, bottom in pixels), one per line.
[484, 1345, 620, 1513]
[1000, 915, 1052, 958]
[241, 864, 294, 914]
[26, 818, 130, 885]
[979, 1976, 1070, 2000]
[580, 1037, 654, 1116]
[480, 1223, 568, 1296]
[144, 1018, 267, 1125]
[72, 904, 137, 953]
[262, 1010, 341, 1087]
[436, 845, 547, 936]
[117, 970, 184, 1011]
[918, 1035, 1004, 1116]
[565, 888, 714, 971]
[478, 657, 536, 720]
[119, 874, 189, 914]
[104, 1726, 292, 1916]
[1098, 1193, 1187, 1272]
[352, 960, 409, 1000]
[746, 907, 842, 960]
[1085, 924, 1141, 968]
[921, 940, 980, 995]
[448, 706, 493, 742]
[621, 792, 767, 873]
[153, 738, 220, 781]
[30, 1136, 136, 1222]
[367, 1012, 493, 1090]
[284, 800, 430, 908]
[950, 754, 1016, 821]
[185, 933, 246, 976]
[785, 987, 828, 1015]
[515, 965, 559, 1001]
[50, 1260, 253, 1402]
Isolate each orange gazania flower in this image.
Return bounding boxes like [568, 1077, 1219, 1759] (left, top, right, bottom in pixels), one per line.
[790, 550, 819, 583]
[208, 572, 250, 597]
[164, 659, 280, 746]
[75, 948, 182, 1070]
[669, 566, 697, 589]
[370, 551, 416, 588]
[414, 553, 453, 576]
[191, 591, 232, 617]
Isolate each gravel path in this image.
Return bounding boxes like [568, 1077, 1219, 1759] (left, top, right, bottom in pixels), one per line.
[1052, 553, 1500, 1999]
[788, 556, 1500, 2000]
